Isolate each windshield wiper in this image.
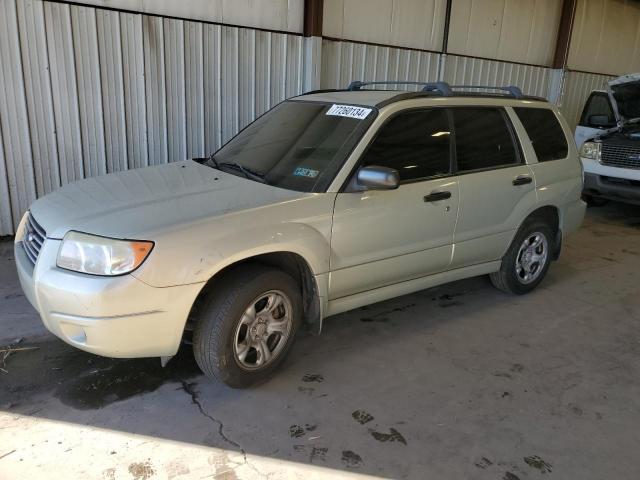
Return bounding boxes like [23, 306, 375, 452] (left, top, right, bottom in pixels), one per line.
[204, 153, 266, 183]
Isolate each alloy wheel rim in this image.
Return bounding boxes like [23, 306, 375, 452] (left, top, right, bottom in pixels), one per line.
[515, 232, 548, 285]
[232, 290, 293, 371]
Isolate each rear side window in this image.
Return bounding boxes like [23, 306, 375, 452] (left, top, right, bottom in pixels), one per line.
[514, 108, 568, 162]
[452, 108, 519, 172]
[362, 109, 451, 181]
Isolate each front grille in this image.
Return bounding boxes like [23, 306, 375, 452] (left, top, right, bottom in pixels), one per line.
[22, 213, 46, 265]
[601, 143, 640, 169]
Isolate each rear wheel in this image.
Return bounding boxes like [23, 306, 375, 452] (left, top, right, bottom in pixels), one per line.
[193, 265, 302, 388]
[490, 218, 554, 295]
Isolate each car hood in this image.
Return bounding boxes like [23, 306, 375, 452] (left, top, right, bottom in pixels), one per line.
[30, 160, 308, 239]
[609, 73, 640, 123]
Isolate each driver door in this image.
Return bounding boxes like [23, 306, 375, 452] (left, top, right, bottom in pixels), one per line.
[329, 108, 459, 300]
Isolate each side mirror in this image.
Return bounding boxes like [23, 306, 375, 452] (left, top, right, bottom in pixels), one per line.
[356, 166, 400, 190]
[588, 114, 610, 127]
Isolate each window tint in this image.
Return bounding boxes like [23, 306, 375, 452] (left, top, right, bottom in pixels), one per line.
[579, 92, 615, 128]
[362, 109, 451, 181]
[452, 108, 519, 172]
[514, 108, 568, 162]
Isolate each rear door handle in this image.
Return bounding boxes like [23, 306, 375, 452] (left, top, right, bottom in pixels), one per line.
[424, 191, 452, 202]
[513, 176, 533, 186]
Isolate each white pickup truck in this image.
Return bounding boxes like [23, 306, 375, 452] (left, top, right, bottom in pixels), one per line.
[576, 73, 640, 206]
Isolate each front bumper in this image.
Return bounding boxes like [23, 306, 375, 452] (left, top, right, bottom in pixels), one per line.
[583, 172, 640, 205]
[14, 238, 204, 358]
[581, 157, 640, 205]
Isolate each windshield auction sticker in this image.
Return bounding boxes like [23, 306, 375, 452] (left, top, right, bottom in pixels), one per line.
[326, 104, 372, 120]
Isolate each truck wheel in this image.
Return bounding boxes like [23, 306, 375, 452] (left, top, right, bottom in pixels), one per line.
[193, 265, 302, 388]
[490, 218, 554, 295]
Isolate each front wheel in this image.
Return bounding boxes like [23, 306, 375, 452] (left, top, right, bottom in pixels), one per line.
[193, 265, 302, 388]
[490, 219, 554, 295]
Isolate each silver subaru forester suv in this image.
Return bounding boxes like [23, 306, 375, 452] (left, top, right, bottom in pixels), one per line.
[15, 81, 585, 387]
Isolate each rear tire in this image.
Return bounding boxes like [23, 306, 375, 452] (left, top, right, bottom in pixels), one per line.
[193, 265, 302, 388]
[490, 218, 554, 295]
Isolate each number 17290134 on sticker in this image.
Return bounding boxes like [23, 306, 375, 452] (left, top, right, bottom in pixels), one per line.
[326, 104, 372, 120]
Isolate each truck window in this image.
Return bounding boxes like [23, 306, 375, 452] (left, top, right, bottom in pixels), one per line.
[579, 92, 616, 129]
[514, 108, 568, 162]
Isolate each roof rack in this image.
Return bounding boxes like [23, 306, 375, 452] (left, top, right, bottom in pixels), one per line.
[346, 81, 452, 95]
[345, 80, 525, 99]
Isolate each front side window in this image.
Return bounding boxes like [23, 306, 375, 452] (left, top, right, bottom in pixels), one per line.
[514, 107, 568, 162]
[452, 108, 519, 172]
[210, 100, 375, 192]
[361, 109, 451, 181]
[579, 92, 615, 128]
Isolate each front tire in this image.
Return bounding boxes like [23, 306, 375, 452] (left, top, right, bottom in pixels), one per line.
[193, 265, 302, 388]
[490, 218, 554, 295]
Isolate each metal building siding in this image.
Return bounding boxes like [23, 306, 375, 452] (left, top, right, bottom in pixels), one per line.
[16, 0, 61, 196]
[442, 55, 552, 99]
[0, 122, 13, 235]
[96, 9, 128, 173]
[0, 0, 36, 230]
[120, 12, 148, 169]
[71, 5, 108, 178]
[185, 21, 205, 159]
[143, 15, 168, 165]
[0, 0, 306, 235]
[560, 70, 615, 129]
[320, 39, 440, 90]
[44, 1, 84, 186]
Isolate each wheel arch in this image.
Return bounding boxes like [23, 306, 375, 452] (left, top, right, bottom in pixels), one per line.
[518, 205, 561, 260]
[185, 251, 324, 343]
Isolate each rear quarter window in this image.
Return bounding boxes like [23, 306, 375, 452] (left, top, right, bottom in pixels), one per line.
[514, 108, 568, 162]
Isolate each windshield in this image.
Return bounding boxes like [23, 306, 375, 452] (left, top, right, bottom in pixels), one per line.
[611, 83, 640, 122]
[208, 100, 376, 192]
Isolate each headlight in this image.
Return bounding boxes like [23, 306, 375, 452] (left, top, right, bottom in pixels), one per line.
[14, 211, 29, 244]
[580, 142, 601, 161]
[57, 231, 154, 276]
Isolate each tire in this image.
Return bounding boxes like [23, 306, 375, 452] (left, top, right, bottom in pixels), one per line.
[582, 194, 608, 207]
[193, 265, 302, 388]
[490, 218, 554, 295]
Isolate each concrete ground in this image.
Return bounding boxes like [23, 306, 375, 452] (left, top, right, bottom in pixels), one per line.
[1, 202, 640, 480]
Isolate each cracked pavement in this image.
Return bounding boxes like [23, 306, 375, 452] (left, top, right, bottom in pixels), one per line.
[1, 203, 640, 479]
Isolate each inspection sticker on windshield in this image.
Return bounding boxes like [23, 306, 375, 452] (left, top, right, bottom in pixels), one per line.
[293, 167, 319, 178]
[326, 104, 372, 120]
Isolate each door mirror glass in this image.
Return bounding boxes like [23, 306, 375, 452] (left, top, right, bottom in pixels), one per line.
[356, 166, 400, 190]
[588, 114, 610, 127]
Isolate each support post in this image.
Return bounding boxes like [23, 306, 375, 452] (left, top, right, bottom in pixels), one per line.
[302, 0, 324, 91]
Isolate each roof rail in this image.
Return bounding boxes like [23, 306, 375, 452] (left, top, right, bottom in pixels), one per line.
[449, 85, 524, 99]
[346, 81, 453, 95]
[345, 80, 525, 99]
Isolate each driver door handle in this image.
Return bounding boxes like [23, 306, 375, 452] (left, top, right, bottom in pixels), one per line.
[513, 175, 533, 186]
[424, 191, 452, 202]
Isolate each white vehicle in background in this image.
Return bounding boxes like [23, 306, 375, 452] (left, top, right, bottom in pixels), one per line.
[576, 73, 640, 206]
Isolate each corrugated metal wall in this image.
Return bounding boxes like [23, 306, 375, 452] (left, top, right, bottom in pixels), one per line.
[568, 0, 640, 76]
[0, 0, 304, 235]
[559, 70, 615, 130]
[442, 55, 552, 99]
[320, 40, 553, 100]
[321, 39, 440, 90]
